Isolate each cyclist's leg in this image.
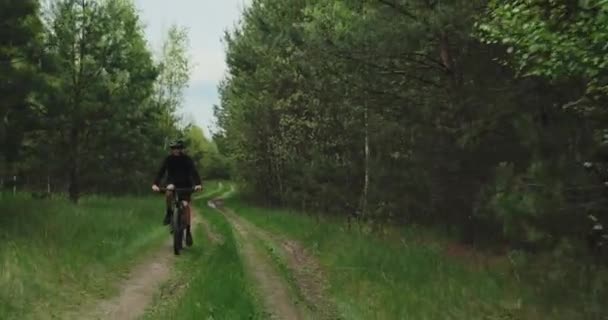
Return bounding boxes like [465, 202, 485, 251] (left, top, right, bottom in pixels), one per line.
[182, 192, 194, 246]
[176, 190, 193, 228]
[183, 192, 192, 227]
[186, 203, 192, 226]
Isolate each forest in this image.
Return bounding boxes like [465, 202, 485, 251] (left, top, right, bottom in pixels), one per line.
[0, 0, 229, 201]
[2, 0, 608, 318]
[216, 0, 608, 256]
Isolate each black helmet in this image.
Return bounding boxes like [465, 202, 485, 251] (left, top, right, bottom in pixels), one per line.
[169, 139, 185, 149]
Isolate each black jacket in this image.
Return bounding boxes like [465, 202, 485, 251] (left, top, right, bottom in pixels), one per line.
[154, 154, 202, 188]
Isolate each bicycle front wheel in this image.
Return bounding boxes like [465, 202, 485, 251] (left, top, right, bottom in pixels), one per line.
[173, 207, 184, 255]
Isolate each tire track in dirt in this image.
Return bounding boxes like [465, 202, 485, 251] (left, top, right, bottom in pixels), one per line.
[71, 209, 206, 320]
[214, 205, 304, 320]
[196, 207, 224, 245]
[211, 199, 340, 320]
[140, 206, 223, 319]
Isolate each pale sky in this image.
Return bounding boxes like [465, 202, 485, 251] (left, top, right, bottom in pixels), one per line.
[133, 0, 250, 137]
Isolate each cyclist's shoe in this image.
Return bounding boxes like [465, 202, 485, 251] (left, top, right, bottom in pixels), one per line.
[186, 230, 193, 247]
[163, 209, 172, 225]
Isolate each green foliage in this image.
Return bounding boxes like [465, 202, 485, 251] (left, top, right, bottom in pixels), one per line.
[478, 1, 608, 80]
[475, 0, 608, 248]
[217, 6, 608, 313]
[184, 125, 230, 180]
[41, 0, 165, 199]
[477, 0, 608, 118]
[0, 1, 197, 199]
[217, 0, 537, 232]
[154, 24, 191, 122]
[0, 0, 45, 167]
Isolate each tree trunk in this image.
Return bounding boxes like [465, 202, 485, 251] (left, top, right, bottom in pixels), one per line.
[360, 102, 370, 218]
[68, 164, 80, 203]
[439, 31, 453, 74]
[439, 30, 463, 87]
[68, 127, 80, 203]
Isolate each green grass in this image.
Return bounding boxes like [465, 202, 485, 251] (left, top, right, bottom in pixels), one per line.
[0, 192, 169, 319]
[8, 180, 594, 319]
[142, 183, 262, 320]
[224, 196, 551, 320]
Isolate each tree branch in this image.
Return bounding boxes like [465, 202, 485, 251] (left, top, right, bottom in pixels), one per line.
[376, 0, 419, 20]
[330, 49, 442, 88]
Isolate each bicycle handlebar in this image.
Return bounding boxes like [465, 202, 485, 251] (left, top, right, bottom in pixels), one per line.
[158, 187, 198, 192]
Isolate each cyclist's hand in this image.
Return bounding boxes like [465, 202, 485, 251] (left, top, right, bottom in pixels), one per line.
[167, 184, 175, 191]
[194, 185, 202, 192]
[152, 184, 160, 192]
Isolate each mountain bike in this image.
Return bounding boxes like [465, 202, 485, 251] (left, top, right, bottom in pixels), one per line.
[159, 186, 197, 255]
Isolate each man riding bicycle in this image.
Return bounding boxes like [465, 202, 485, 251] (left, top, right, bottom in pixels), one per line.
[152, 139, 202, 246]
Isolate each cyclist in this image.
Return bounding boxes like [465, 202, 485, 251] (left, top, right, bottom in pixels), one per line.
[152, 139, 202, 246]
